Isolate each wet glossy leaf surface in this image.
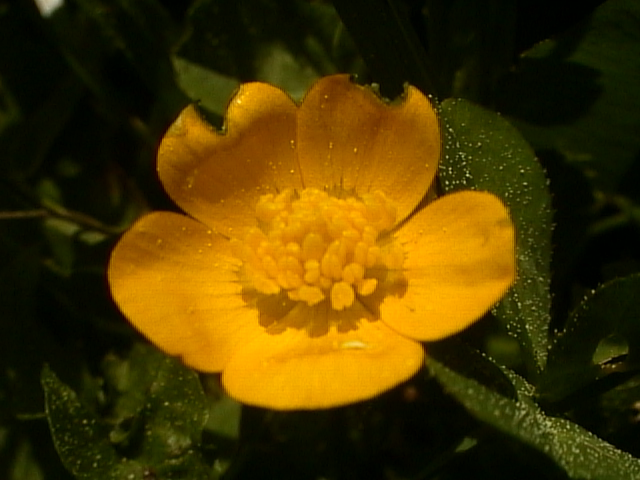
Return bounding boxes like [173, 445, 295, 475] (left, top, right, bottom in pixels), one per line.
[439, 98, 553, 376]
[429, 355, 640, 479]
[43, 345, 218, 479]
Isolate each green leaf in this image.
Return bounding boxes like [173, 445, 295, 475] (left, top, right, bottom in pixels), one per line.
[42, 366, 145, 480]
[439, 98, 553, 376]
[539, 274, 640, 403]
[429, 356, 640, 479]
[102, 344, 215, 479]
[135, 349, 212, 478]
[43, 344, 217, 479]
[496, 0, 640, 197]
[205, 392, 241, 441]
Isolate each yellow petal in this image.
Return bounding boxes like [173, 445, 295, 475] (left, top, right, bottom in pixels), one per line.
[157, 83, 301, 237]
[379, 191, 516, 341]
[222, 301, 425, 410]
[297, 75, 440, 223]
[107, 211, 266, 372]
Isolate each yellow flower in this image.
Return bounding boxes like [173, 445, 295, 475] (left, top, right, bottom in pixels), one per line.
[108, 75, 515, 410]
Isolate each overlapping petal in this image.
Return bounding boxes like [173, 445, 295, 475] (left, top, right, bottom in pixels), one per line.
[378, 191, 516, 341]
[223, 300, 425, 410]
[297, 75, 440, 223]
[107, 211, 267, 371]
[158, 83, 301, 236]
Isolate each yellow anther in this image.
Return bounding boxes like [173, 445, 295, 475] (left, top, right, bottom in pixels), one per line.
[281, 255, 301, 276]
[302, 233, 325, 260]
[297, 285, 325, 306]
[362, 226, 377, 245]
[284, 270, 303, 289]
[256, 240, 272, 257]
[321, 252, 343, 280]
[329, 215, 351, 238]
[283, 223, 304, 244]
[342, 227, 360, 242]
[303, 260, 321, 284]
[353, 241, 369, 266]
[285, 242, 301, 258]
[326, 239, 348, 265]
[366, 246, 381, 268]
[255, 196, 279, 222]
[331, 281, 355, 310]
[253, 275, 280, 295]
[342, 263, 365, 284]
[237, 187, 404, 310]
[262, 255, 279, 278]
[357, 278, 378, 296]
[351, 214, 368, 231]
[319, 276, 333, 290]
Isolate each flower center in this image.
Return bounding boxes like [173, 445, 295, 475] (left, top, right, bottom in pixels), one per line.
[232, 188, 405, 311]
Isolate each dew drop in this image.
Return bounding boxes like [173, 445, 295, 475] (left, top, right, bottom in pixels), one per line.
[340, 340, 368, 350]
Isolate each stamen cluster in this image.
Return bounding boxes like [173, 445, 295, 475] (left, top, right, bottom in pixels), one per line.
[233, 188, 404, 310]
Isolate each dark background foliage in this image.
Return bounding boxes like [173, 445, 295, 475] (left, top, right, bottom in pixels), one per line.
[1, 0, 640, 478]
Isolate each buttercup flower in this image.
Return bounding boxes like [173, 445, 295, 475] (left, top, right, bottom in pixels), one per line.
[108, 75, 515, 410]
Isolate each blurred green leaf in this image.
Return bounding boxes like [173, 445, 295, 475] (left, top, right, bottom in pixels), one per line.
[439, 98, 553, 377]
[48, 0, 187, 125]
[496, 0, 640, 197]
[0, 2, 82, 178]
[539, 274, 640, 403]
[172, 56, 239, 118]
[430, 356, 640, 479]
[204, 391, 241, 441]
[177, 0, 357, 97]
[331, 0, 436, 97]
[0, 231, 83, 418]
[424, 0, 517, 102]
[71, 0, 180, 98]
